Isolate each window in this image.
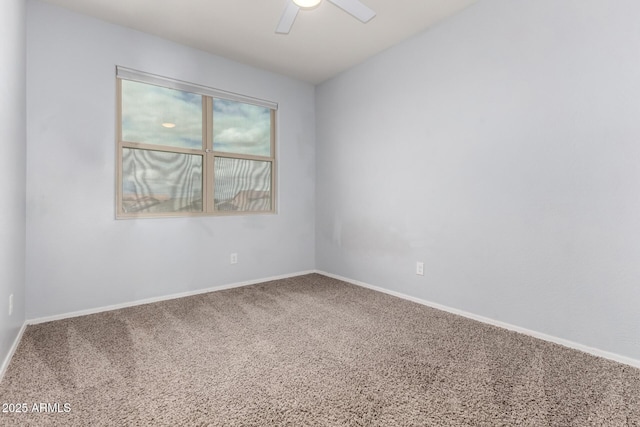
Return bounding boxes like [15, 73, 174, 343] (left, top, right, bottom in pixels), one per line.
[116, 67, 277, 218]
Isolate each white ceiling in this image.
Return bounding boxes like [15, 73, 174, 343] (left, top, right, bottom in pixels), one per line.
[40, 0, 476, 84]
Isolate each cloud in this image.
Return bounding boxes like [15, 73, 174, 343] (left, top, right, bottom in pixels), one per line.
[121, 82, 272, 157]
[121, 80, 203, 149]
[120, 81, 273, 210]
[213, 99, 271, 157]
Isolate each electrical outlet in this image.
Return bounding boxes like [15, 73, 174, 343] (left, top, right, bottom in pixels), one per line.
[230, 253, 238, 264]
[9, 294, 13, 316]
[416, 262, 424, 276]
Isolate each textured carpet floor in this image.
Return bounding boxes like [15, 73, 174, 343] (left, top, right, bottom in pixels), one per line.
[1, 274, 639, 426]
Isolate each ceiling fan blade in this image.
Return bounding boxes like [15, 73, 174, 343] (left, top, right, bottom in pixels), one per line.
[276, 1, 300, 34]
[328, 0, 376, 23]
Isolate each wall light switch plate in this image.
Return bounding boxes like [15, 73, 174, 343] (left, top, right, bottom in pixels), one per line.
[230, 253, 238, 264]
[416, 262, 424, 276]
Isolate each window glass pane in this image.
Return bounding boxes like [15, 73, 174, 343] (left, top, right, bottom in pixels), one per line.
[122, 148, 203, 213]
[214, 157, 272, 212]
[213, 99, 271, 157]
[121, 80, 202, 149]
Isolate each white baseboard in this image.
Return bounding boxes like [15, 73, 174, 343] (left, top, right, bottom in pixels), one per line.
[316, 270, 640, 370]
[0, 322, 28, 383]
[28, 270, 316, 325]
[2, 270, 314, 382]
[6, 269, 638, 383]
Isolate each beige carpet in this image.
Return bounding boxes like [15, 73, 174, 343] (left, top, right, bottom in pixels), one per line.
[1, 273, 639, 426]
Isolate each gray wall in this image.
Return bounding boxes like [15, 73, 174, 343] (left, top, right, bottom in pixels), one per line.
[316, 0, 640, 361]
[0, 0, 27, 369]
[26, 1, 316, 319]
[18, 0, 640, 364]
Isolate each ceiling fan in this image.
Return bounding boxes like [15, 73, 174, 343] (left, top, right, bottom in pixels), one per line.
[276, 0, 376, 34]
